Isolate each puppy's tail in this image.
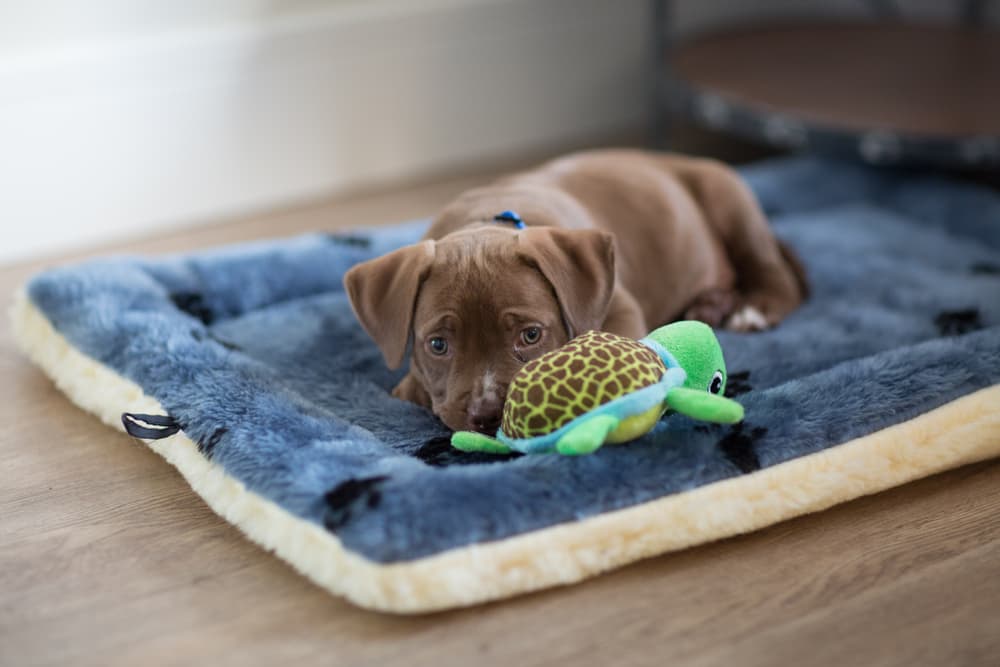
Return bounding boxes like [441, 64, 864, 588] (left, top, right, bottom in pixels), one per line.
[778, 240, 810, 300]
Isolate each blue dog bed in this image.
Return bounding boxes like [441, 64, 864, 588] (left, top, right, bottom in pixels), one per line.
[13, 157, 1000, 613]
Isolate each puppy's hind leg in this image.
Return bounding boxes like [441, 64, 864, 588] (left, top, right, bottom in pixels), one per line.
[683, 286, 738, 328]
[678, 160, 808, 331]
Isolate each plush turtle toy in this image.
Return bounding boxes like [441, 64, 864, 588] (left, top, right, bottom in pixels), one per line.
[451, 321, 743, 456]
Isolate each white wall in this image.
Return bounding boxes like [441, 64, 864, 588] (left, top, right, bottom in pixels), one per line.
[0, 0, 650, 265]
[1, 0, 994, 265]
[0, 1, 344, 58]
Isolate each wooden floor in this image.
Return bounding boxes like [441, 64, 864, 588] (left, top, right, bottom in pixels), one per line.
[2, 161, 999, 667]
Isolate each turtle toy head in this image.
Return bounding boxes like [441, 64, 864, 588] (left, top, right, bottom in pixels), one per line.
[644, 320, 727, 396]
[642, 321, 742, 425]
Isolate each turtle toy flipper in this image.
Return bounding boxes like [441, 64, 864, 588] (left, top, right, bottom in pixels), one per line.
[665, 387, 744, 424]
[555, 414, 620, 456]
[451, 414, 621, 456]
[451, 431, 514, 454]
[449, 323, 744, 456]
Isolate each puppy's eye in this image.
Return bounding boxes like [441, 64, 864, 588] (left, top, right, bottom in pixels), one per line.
[709, 370, 724, 395]
[428, 337, 449, 356]
[521, 326, 542, 345]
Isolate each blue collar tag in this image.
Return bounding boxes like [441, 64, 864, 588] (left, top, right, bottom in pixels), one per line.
[493, 210, 525, 229]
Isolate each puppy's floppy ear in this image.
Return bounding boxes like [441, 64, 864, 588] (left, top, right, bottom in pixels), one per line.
[517, 227, 615, 338]
[344, 241, 436, 369]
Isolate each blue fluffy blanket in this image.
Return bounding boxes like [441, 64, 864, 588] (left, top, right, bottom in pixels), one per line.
[23, 157, 1000, 570]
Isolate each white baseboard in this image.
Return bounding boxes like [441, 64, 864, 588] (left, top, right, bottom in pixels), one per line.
[0, 0, 648, 265]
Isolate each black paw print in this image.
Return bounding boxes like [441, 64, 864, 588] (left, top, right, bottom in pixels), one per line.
[323, 476, 389, 530]
[724, 370, 753, 398]
[717, 422, 765, 474]
[934, 309, 983, 337]
[170, 291, 214, 325]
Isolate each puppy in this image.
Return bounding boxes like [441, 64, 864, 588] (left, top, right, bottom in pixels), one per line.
[345, 149, 807, 433]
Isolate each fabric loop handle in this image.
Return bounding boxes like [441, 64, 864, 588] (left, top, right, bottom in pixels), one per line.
[121, 412, 181, 439]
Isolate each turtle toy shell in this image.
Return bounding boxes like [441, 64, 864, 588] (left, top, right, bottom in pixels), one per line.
[501, 331, 666, 440]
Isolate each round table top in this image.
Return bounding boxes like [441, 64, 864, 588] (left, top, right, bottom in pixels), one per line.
[674, 22, 1000, 137]
[668, 22, 1000, 166]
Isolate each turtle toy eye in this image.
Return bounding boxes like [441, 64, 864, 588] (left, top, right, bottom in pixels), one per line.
[428, 337, 449, 356]
[709, 370, 724, 395]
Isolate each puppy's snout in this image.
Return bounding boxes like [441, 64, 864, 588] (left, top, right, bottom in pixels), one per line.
[467, 398, 503, 435]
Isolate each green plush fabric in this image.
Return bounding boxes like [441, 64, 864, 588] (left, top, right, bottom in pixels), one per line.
[665, 387, 744, 424]
[450, 431, 515, 454]
[555, 414, 621, 456]
[645, 321, 727, 395]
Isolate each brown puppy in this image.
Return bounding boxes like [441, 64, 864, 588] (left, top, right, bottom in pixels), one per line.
[345, 149, 807, 433]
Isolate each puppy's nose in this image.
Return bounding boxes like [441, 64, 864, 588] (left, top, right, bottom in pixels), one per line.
[467, 403, 502, 435]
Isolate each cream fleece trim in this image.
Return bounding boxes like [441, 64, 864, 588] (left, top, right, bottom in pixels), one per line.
[11, 289, 1000, 613]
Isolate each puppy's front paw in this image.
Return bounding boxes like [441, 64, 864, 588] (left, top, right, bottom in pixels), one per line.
[392, 374, 433, 408]
[724, 305, 769, 332]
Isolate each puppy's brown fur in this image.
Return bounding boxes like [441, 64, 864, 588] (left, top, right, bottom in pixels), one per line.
[345, 149, 807, 433]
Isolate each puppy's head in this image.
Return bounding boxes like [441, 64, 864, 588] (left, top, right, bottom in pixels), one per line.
[344, 226, 615, 433]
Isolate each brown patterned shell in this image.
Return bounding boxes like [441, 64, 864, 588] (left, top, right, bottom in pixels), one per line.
[501, 330, 666, 440]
